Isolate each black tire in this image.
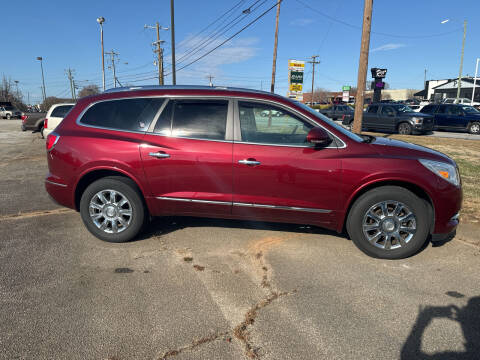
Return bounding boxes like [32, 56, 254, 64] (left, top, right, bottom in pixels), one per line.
[468, 121, 480, 135]
[346, 186, 430, 259]
[398, 122, 412, 135]
[40, 126, 44, 138]
[6, 114, 11, 120]
[21, 124, 26, 131]
[80, 176, 147, 243]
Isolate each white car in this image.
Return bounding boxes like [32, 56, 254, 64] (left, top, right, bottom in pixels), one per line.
[43, 103, 75, 138]
[443, 97, 480, 106]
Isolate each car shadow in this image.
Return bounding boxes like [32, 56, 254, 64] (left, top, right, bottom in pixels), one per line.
[137, 216, 346, 242]
[401, 295, 480, 359]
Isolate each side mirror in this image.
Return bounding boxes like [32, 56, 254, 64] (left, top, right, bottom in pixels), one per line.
[307, 127, 332, 147]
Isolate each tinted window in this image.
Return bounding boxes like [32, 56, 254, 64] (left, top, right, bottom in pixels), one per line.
[447, 105, 463, 116]
[421, 105, 434, 114]
[368, 106, 378, 113]
[80, 98, 164, 131]
[172, 100, 228, 140]
[238, 102, 314, 146]
[381, 106, 396, 116]
[51, 105, 73, 118]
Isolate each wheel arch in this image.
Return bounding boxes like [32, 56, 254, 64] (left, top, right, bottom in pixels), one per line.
[74, 168, 146, 211]
[339, 179, 434, 234]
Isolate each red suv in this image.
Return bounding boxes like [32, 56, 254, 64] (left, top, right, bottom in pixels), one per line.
[45, 86, 462, 259]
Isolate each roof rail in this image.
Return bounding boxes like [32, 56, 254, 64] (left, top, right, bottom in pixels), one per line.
[103, 85, 277, 96]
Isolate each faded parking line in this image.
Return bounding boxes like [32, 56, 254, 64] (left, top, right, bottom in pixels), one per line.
[0, 208, 75, 221]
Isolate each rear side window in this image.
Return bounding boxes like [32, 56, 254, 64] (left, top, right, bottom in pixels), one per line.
[367, 105, 378, 113]
[171, 100, 228, 140]
[80, 98, 164, 132]
[51, 105, 73, 118]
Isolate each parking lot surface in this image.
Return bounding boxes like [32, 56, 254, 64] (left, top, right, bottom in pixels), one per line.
[1, 119, 479, 359]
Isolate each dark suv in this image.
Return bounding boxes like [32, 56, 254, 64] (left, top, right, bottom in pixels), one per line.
[45, 86, 462, 259]
[420, 104, 480, 134]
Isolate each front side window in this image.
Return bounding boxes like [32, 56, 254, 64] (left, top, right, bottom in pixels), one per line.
[368, 106, 378, 113]
[51, 105, 73, 118]
[171, 100, 228, 140]
[80, 98, 164, 132]
[238, 102, 314, 146]
[381, 106, 396, 116]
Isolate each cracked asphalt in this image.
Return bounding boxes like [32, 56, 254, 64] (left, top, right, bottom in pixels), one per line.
[1, 119, 479, 359]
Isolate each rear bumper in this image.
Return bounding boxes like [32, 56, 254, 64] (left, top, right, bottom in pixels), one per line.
[45, 176, 75, 209]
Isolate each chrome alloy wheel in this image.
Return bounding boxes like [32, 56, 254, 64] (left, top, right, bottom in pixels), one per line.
[471, 123, 480, 134]
[362, 200, 417, 250]
[89, 189, 132, 233]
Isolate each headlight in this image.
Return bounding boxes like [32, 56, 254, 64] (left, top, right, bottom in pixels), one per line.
[412, 117, 423, 124]
[419, 159, 460, 186]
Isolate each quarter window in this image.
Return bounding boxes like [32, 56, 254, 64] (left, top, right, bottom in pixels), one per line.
[80, 98, 165, 132]
[238, 102, 314, 146]
[171, 100, 228, 140]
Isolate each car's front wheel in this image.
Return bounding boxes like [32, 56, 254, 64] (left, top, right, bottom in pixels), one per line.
[468, 121, 480, 134]
[80, 176, 147, 243]
[346, 186, 430, 259]
[398, 122, 412, 135]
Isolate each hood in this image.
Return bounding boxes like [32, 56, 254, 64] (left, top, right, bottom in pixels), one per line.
[368, 137, 454, 165]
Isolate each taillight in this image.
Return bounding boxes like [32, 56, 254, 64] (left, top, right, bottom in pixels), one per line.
[46, 132, 60, 151]
[44, 118, 48, 129]
[21, 115, 28, 122]
[342, 115, 345, 120]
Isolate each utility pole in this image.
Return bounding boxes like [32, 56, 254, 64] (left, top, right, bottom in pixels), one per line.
[206, 75, 214, 87]
[170, 0, 176, 85]
[65, 68, 76, 101]
[456, 20, 467, 102]
[352, 0, 373, 134]
[105, 50, 120, 88]
[424, 68, 427, 90]
[308, 55, 320, 104]
[145, 23, 168, 85]
[270, 0, 281, 93]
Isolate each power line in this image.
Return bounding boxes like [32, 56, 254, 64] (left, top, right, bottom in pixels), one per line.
[165, 0, 282, 77]
[295, 0, 463, 39]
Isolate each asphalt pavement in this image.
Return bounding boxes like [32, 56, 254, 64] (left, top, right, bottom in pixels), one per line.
[1, 119, 479, 360]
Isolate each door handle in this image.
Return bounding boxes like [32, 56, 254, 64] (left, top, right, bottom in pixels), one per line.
[238, 159, 261, 166]
[149, 151, 170, 159]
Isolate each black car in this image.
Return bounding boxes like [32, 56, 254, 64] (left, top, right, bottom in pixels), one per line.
[420, 104, 480, 134]
[344, 103, 434, 135]
[319, 104, 354, 121]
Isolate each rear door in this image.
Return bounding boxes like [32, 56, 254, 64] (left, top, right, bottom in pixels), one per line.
[231, 100, 341, 227]
[434, 105, 449, 129]
[141, 98, 233, 217]
[363, 105, 379, 130]
[379, 105, 397, 132]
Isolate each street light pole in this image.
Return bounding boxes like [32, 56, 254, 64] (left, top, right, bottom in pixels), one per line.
[456, 20, 467, 102]
[97, 17, 106, 92]
[36, 57, 47, 102]
[307, 55, 320, 104]
[471, 58, 479, 105]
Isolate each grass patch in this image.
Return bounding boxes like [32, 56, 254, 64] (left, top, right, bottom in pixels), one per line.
[367, 133, 480, 225]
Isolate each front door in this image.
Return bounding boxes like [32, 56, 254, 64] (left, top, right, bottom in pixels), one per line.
[232, 100, 341, 228]
[141, 98, 233, 217]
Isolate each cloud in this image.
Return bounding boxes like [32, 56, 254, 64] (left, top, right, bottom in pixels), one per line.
[173, 35, 259, 81]
[371, 43, 406, 52]
[289, 18, 314, 26]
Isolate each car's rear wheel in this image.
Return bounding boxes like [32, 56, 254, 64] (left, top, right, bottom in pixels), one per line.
[80, 176, 147, 243]
[6, 114, 11, 120]
[468, 122, 480, 134]
[398, 122, 412, 135]
[346, 186, 430, 259]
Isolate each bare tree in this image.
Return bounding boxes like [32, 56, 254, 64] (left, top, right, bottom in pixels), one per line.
[78, 84, 100, 98]
[312, 87, 329, 103]
[1, 75, 27, 111]
[40, 97, 73, 112]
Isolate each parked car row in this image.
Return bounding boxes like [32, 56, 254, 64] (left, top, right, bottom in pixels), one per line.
[20, 103, 74, 138]
[0, 106, 22, 119]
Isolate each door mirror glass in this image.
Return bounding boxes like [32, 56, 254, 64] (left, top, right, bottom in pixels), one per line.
[307, 127, 332, 147]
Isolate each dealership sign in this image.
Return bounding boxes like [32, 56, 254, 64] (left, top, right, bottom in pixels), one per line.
[288, 59, 305, 101]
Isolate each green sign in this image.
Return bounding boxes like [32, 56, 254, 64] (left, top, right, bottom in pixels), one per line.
[342, 86, 351, 91]
[290, 71, 304, 84]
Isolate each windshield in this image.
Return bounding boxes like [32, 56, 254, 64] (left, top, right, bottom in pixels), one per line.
[395, 105, 413, 113]
[293, 101, 364, 142]
[461, 105, 480, 114]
